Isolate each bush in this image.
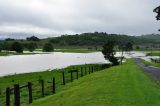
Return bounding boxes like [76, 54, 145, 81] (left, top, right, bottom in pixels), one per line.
[25, 43, 37, 52]
[43, 43, 54, 52]
[11, 42, 23, 53]
[0, 44, 2, 52]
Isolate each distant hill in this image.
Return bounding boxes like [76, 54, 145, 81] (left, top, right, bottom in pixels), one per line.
[1, 32, 160, 49]
[48, 32, 160, 46]
[136, 34, 160, 44]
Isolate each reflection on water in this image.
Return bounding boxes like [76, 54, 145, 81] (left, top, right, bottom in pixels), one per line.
[0, 52, 108, 76]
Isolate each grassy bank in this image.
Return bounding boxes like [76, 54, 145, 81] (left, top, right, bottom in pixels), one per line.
[146, 52, 160, 56]
[29, 59, 160, 106]
[0, 52, 41, 56]
[0, 49, 99, 56]
[0, 64, 102, 106]
[54, 49, 99, 53]
[140, 59, 160, 67]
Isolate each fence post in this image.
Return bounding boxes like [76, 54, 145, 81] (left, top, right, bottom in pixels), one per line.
[62, 71, 65, 85]
[91, 66, 94, 73]
[14, 84, 20, 106]
[85, 67, 87, 75]
[81, 67, 83, 77]
[52, 77, 55, 94]
[92, 66, 94, 73]
[41, 80, 44, 97]
[28, 82, 32, 104]
[6, 87, 10, 106]
[71, 71, 73, 82]
[89, 66, 91, 73]
[89, 66, 91, 74]
[76, 71, 78, 80]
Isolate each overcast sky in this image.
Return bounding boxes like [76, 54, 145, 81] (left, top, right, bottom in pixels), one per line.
[0, 0, 159, 38]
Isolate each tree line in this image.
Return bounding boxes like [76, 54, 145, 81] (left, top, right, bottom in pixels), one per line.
[0, 41, 54, 53]
[0, 33, 160, 53]
[49, 33, 160, 46]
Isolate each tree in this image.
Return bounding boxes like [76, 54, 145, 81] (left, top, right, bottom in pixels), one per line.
[43, 43, 54, 52]
[11, 42, 23, 53]
[124, 42, 133, 52]
[102, 40, 119, 66]
[153, 6, 160, 20]
[26, 43, 37, 52]
[136, 46, 140, 50]
[0, 43, 2, 52]
[118, 43, 126, 65]
[5, 38, 15, 41]
[26, 36, 40, 41]
[154, 6, 160, 31]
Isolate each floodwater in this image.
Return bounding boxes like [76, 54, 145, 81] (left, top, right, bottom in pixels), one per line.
[0, 51, 158, 77]
[129, 51, 160, 62]
[0, 52, 109, 76]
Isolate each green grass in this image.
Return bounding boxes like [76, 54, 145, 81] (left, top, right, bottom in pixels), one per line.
[0, 49, 99, 56]
[54, 49, 99, 53]
[0, 52, 41, 56]
[29, 59, 160, 106]
[140, 59, 160, 67]
[0, 64, 101, 106]
[146, 53, 160, 56]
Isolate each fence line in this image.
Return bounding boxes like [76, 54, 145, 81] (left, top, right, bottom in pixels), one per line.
[1, 64, 107, 106]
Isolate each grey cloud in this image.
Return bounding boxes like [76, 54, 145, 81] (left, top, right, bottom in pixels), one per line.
[0, 0, 159, 38]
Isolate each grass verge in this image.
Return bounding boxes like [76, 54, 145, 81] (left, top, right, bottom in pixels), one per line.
[140, 59, 160, 67]
[54, 49, 98, 53]
[146, 53, 160, 56]
[29, 59, 160, 106]
[0, 64, 102, 106]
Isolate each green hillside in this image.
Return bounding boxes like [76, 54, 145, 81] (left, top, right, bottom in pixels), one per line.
[29, 59, 160, 106]
[1, 33, 160, 51]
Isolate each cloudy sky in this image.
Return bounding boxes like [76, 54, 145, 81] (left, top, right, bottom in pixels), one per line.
[0, 0, 159, 38]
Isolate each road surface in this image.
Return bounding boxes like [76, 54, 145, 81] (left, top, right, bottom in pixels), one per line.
[135, 58, 160, 80]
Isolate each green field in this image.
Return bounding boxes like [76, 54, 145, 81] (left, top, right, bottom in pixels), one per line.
[0, 49, 98, 56]
[0, 52, 41, 56]
[140, 59, 160, 67]
[29, 59, 160, 106]
[0, 64, 102, 106]
[146, 52, 160, 56]
[54, 49, 99, 53]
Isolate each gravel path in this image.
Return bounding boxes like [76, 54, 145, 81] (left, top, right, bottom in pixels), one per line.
[135, 58, 160, 80]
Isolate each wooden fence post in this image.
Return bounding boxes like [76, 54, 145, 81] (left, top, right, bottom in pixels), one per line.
[28, 82, 32, 104]
[89, 66, 91, 73]
[91, 66, 93, 73]
[89, 66, 91, 74]
[52, 77, 55, 94]
[85, 67, 87, 75]
[81, 67, 83, 77]
[6, 87, 10, 106]
[14, 84, 20, 106]
[41, 80, 44, 97]
[71, 71, 73, 82]
[76, 71, 78, 80]
[62, 71, 65, 85]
